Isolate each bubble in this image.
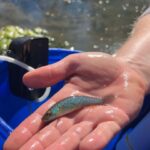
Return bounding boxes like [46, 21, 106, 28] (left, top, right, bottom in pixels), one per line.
[50, 37, 55, 41]
[105, 44, 109, 48]
[45, 11, 50, 16]
[105, 0, 110, 4]
[64, 0, 72, 4]
[141, 5, 147, 12]
[100, 37, 104, 41]
[122, 5, 127, 11]
[87, 13, 90, 17]
[117, 14, 121, 18]
[98, 0, 103, 5]
[64, 41, 70, 46]
[93, 44, 99, 49]
[95, 13, 99, 17]
[70, 46, 74, 50]
[104, 27, 108, 32]
[50, 13, 55, 17]
[135, 5, 139, 13]
[86, 27, 90, 31]
[125, 3, 129, 7]
[103, 7, 106, 11]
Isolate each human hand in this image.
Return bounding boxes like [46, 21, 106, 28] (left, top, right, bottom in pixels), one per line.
[4, 52, 147, 150]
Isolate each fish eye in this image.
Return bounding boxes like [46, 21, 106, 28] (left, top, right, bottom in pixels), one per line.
[45, 110, 51, 117]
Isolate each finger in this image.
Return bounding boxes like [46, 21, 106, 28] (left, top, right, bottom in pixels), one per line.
[19, 124, 59, 150]
[23, 54, 79, 88]
[73, 105, 129, 128]
[4, 87, 74, 150]
[3, 112, 44, 150]
[80, 121, 121, 150]
[19, 117, 74, 150]
[46, 121, 94, 150]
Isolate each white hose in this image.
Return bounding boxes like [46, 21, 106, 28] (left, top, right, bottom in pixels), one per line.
[0, 55, 51, 102]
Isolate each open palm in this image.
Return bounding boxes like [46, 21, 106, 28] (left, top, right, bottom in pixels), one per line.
[4, 52, 147, 150]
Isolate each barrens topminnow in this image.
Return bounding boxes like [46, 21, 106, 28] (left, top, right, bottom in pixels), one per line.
[42, 95, 113, 123]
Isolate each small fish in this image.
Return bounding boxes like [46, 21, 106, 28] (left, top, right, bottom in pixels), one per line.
[42, 95, 112, 123]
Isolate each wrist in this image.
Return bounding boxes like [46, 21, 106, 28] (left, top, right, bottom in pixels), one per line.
[114, 42, 150, 94]
[114, 14, 150, 94]
[114, 56, 149, 94]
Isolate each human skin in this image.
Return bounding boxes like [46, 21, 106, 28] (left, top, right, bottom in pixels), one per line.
[3, 14, 150, 150]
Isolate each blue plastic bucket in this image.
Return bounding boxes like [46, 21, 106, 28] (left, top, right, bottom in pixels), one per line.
[0, 48, 79, 149]
[0, 48, 149, 150]
[116, 112, 150, 150]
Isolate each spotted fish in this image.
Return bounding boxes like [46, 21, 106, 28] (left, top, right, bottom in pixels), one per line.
[42, 95, 111, 123]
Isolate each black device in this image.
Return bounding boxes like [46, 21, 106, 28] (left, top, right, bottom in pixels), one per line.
[7, 37, 49, 101]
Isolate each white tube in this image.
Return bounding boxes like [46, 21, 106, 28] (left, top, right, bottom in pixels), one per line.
[0, 55, 51, 102]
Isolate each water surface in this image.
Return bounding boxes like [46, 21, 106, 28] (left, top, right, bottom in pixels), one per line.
[0, 0, 149, 53]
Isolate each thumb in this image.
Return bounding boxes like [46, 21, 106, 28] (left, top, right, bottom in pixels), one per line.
[23, 55, 78, 88]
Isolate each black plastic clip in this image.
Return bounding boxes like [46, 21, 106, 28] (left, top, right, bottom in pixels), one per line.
[7, 37, 49, 101]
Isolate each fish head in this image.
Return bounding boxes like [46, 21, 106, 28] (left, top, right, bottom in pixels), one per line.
[42, 109, 56, 123]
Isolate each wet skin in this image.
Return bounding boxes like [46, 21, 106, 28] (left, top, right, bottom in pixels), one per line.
[4, 52, 147, 150]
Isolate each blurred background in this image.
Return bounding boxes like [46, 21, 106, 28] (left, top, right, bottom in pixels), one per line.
[0, 0, 149, 53]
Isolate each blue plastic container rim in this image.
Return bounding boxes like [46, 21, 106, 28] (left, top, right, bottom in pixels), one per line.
[48, 48, 81, 61]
